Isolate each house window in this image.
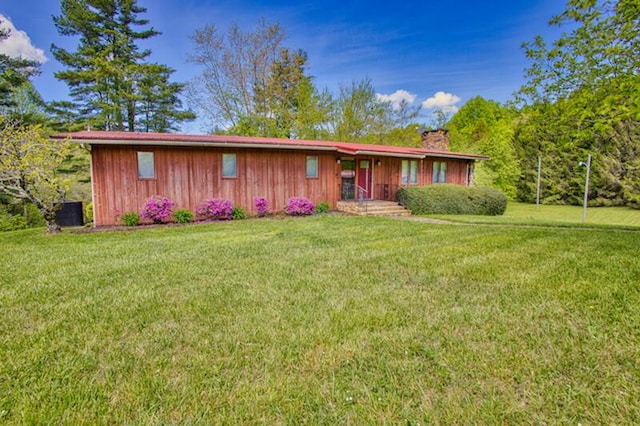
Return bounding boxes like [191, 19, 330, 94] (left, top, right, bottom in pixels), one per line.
[137, 151, 155, 179]
[401, 160, 418, 184]
[306, 156, 318, 178]
[433, 161, 447, 183]
[222, 153, 236, 178]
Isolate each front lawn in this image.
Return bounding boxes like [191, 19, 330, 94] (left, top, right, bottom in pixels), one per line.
[1, 217, 639, 423]
[428, 201, 640, 228]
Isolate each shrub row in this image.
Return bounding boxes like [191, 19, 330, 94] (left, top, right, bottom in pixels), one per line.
[396, 185, 507, 216]
[121, 196, 328, 226]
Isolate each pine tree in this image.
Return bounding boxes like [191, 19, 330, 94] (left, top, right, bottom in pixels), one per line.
[51, 0, 193, 132]
[0, 22, 40, 109]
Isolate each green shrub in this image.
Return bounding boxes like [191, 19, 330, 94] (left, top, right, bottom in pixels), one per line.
[396, 185, 507, 216]
[174, 209, 194, 223]
[232, 206, 247, 220]
[315, 202, 330, 214]
[121, 212, 140, 226]
[24, 203, 45, 227]
[85, 202, 94, 223]
[0, 209, 27, 232]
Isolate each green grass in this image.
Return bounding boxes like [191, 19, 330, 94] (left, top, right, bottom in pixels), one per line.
[1, 217, 639, 423]
[427, 201, 640, 228]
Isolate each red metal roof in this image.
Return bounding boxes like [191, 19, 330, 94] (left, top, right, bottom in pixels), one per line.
[51, 130, 489, 161]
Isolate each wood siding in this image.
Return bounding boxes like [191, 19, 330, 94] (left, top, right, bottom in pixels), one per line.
[92, 145, 341, 226]
[91, 145, 475, 226]
[422, 158, 470, 185]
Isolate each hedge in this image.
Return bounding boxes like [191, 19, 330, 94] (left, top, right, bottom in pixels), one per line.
[396, 185, 507, 216]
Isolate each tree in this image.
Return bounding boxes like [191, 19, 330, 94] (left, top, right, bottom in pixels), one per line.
[331, 78, 388, 142]
[51, 0, 193, 132]
[447, 97, 520, 197]
[187, 19, 285, 132]
[0, 20, 41, 110]
[0, 118, 72, 233]
[517, 0, 640, 207]
[253, 49, 329, 138]
[2, 81, 48, 125]
[137, 64, 196, 132]
[188, 20, 333, 138]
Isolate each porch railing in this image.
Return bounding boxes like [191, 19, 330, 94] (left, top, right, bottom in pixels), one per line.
[375, 183, 400, 201]
[356, 185, 367, 213]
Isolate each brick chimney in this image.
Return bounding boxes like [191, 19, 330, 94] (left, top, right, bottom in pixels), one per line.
[420, 129, 449, 151]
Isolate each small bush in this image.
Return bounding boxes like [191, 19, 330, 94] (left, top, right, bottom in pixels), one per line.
[24, 203, 45, 227]
[254, 197, 269, 217]
[315, 202, 330, 214]
[232, 206, 247, 220]
[197, 198, 233, 220]
[140, 196, 174, 223]
[85, 202, 94, 223]
[396, 185, 507, 216]
[174, 209, 194, 223]
[0, 209, 27, 232]
[286, 197, 315, 216]
[121, 212, 140, 226]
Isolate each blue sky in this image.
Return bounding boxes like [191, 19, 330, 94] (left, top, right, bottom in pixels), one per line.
[0, 0, 565, 131]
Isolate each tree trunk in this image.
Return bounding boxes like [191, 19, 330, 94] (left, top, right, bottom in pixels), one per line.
[43, 209, 61, 234]
[46, 219, 62, 234]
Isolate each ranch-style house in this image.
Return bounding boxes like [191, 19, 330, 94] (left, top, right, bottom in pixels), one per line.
[52, 129, 488, 226]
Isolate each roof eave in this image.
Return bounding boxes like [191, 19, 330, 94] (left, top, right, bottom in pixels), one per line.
[351, 149, 424, 159]
[425, 152, 490, 161]
[51, 133, 489, 160]
[55, 137, 340, 152]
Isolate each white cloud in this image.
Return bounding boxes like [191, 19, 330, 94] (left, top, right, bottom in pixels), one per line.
[376, 89, 416, 110]
[421, 91, 460, 113]
[0, 15, 47, 63]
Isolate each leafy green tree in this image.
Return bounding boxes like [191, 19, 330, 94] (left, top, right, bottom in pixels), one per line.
[448, 96, 520, 197]
[331, 78, 388, 143]
[0, 118, 72, 233]
[517, 0, 640, 206]
[51, 0, 193, 132]
[328, 78, 424, 145]
[243, 48, 332, 139]
[290, 79, 333, 140]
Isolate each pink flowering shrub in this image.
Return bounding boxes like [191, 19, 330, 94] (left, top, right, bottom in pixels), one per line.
[286, 197, 315, 216]
[254, 197, 269, 217]
[140, 196, 174, 223]
[197, 198, 233, 220]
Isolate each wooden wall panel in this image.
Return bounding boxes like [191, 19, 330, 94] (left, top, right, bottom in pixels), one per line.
[92, 145, 341, 226]
[91, 145, 476, 226]
[421, 158, 470, 185]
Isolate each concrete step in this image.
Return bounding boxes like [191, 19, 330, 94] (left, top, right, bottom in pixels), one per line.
[336, 201, 411, 217]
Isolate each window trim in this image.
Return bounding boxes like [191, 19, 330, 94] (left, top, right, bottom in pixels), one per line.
[306, 155, 319, 179]
[222, 153, 237, 178]
[137, 151, 155, 180]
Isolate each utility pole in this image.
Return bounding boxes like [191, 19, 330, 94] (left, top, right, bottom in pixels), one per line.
[580, 155, 592, 224]
[536, 156, 542, 209]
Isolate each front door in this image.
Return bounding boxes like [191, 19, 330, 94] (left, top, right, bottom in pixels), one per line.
[357, 159, 373, 199]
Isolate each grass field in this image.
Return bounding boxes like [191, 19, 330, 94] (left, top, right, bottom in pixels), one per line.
[1, 216, 639, 424]
[428, 201, 640, 228]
